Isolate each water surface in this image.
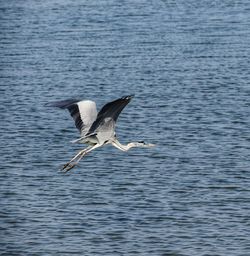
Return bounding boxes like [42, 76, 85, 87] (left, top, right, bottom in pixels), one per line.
[0, 0, 250, 255]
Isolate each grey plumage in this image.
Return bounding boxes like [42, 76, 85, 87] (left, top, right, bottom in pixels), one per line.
[47, 95, 155, 172]
[86, 95, 133, 136]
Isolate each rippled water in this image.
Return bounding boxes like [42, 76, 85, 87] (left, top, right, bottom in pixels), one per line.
[1, 0, 250, 255]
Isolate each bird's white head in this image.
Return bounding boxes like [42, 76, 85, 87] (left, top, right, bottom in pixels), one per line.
[128, 141, 156, 149]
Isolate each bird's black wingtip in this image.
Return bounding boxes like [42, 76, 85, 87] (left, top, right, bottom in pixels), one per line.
[44, 99, 80, 109]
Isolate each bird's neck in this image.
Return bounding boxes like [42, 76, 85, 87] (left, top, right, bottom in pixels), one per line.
[111, 139, 140, 151]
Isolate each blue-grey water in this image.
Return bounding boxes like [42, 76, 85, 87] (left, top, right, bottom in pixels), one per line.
[1, 0, 250, 255]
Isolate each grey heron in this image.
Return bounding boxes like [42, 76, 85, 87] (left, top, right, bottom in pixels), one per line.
[47, 95, 155, 172]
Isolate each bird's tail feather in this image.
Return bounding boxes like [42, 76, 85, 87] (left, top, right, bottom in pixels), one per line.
[70, 132, 97, 144]
[71, 138, 85, 143]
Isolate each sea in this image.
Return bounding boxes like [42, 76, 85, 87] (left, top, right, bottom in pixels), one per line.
[0, 0, 250, 255]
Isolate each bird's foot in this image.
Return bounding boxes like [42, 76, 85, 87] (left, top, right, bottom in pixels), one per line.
[61, 162, 76, 173]
[60, 151, 88, 173]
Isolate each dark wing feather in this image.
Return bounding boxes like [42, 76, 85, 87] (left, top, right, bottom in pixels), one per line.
[86, 95, 133, 136]
[67, 104, 83, 132]
[46, 99, 84, 133]
[46, 99, 80, 109]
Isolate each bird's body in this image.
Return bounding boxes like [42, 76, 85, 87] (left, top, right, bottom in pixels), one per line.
[47, 95, 155, 172]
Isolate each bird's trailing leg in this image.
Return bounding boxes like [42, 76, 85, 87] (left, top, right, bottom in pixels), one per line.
[61, 144, 101, 173]
[61, 145, 92, 172]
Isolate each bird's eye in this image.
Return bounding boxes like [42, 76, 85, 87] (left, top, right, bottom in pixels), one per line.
[138, 141, 145, 144]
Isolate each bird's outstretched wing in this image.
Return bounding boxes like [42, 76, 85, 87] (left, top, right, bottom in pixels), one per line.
[86, 95, 133, 136]
[46, 99, 97, 135]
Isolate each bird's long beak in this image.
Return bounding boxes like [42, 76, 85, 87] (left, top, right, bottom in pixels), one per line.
[147, 143, 156, 147]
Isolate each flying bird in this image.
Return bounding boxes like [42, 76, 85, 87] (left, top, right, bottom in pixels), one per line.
[47, 95, 155, 172]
